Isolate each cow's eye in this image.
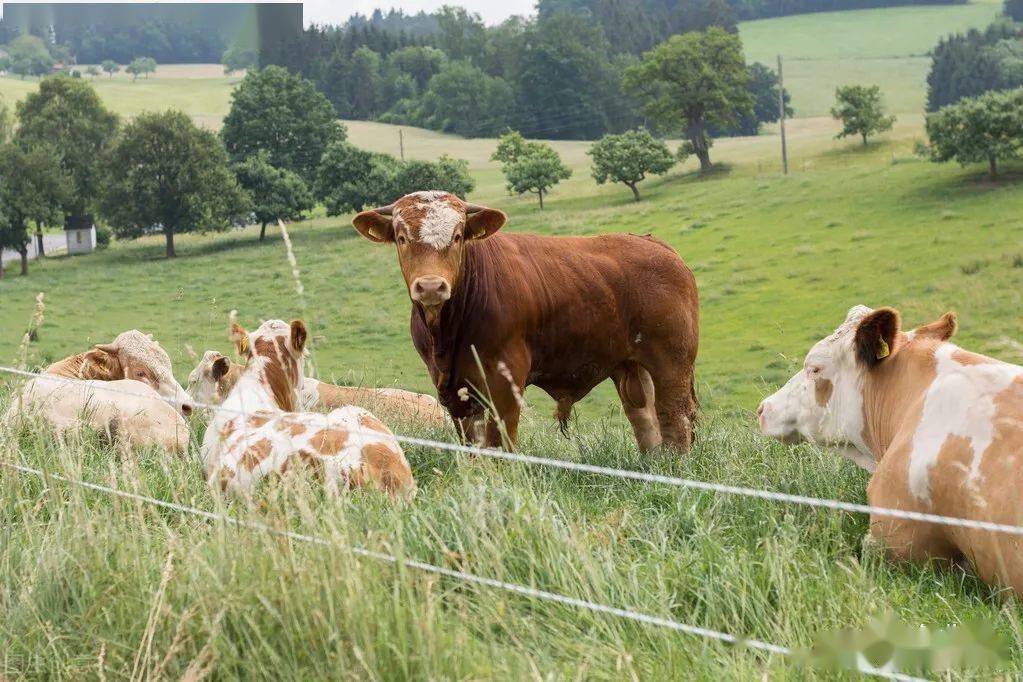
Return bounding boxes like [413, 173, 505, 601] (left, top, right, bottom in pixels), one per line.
[807, 365, 822, 376]
[453, 233, 462, 243]
[397, 234, 407, 246]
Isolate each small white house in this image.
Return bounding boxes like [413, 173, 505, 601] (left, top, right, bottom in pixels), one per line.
[65, 215, 97, 255]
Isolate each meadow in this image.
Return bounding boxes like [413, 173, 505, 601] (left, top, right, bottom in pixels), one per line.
[4, 5, 1023, 675]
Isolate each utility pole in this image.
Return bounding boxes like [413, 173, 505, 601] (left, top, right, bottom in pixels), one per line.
[399, 128, 405, 162]
[778, 54, 788, 175]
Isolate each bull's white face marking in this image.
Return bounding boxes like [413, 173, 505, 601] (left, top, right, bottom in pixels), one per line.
[759, 305, 872, 466]
[908, 344, 1023, 502]
[396, 191, 463, 250]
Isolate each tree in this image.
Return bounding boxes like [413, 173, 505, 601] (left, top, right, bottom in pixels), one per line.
[222, 44, 258, 74]
[830, 84, 896, 146]
[492, 131, 571, 209]
[926, 88, 1023, 179]
[315, 141, 395, 215]
[233, 152, 314, 241]
[85, 65, 101, 78]
[0, 142, 71, 277]
[6, 35, 54, 78]
[588, 129, 676, 201]
[221, 65, 346, 185]
[126, 56, 157, 81]
[0, 96, 10, 143]
[101, 59, 120, 77]
[731, 62, 792, 136]
[16, 76, 119, 231]
[390, 155, 475, 199]
[414, 59, 514, 137]
[1006, 0, 1023, 21]
[624, 28, 753, 172]
[99, 110, 249, 258]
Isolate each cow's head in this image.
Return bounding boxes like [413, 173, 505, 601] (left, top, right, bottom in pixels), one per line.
[352, 191, 506, 325]
[187, 350, 243, 407]
[231, 319, 308, 412]
[757, 305, 957, 459]
[88, 330, 193, 417]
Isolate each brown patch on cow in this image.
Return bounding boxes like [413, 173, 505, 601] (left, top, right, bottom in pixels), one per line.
[254, 337, 278, 360]
[309, 428, 349, 454]
[276, 336, 300, 384]
[358, 413, 391, 434]
[951, 349, 994, 367]
[46, 349, 124, 381]
[357, 442, 414, 495]
[240, 438, 274, 471]
[859, 339, 939, 458]
[814, 378, 833, 407]
[248, 415, 270, 428]
[276, 418, 306, 436]
[218, 467, 235, 492]
[262, 357, 298, 412]
[219, 421, 237, 439]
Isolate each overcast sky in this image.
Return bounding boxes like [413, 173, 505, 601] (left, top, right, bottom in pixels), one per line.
[302, 0, 536, 26]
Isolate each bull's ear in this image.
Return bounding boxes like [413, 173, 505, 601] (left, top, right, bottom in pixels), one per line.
[352, 211, 395, 243]
[210, 355, 230, 382]
[854, 307, 901, 368]
[915, 311, 957, 341]
[465, 208, 506, 240]
[290, 319, 308, 354]
[230, 322, 251, 358]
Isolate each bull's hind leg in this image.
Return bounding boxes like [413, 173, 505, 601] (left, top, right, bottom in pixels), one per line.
[645, 353, 697, 453]
[613, 362, 661, 453]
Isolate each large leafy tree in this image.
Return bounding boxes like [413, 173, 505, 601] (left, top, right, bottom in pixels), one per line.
[492, 131, 571, 210]
[233, 152, 314, 241]
[100, 110, 249, 258]
[315, 141, 395, 215]
[831, 85, 896, 146]
[16, 76, 119, 226]
[415, 59, 514, 137]
[926, 87, 1023, 179]
[0, 143, 71, 277]
[6, 35, 54, 79]
[588, 129, 676, 201]
[126, 56, 158, 81]
[390, 156, 475, 199]
[221, 66, 346, 184]
[624, 28, 753, 172]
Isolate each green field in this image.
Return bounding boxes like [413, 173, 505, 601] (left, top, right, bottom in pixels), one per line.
[4, 111, 1023, 677]
[740, 0, 1002, 115]
[5, 6, 1023, 675]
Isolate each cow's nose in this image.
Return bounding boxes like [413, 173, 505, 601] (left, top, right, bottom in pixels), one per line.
[411, 276, 451, 306]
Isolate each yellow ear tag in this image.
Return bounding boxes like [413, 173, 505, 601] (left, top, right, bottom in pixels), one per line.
[876, 338, 890, 360]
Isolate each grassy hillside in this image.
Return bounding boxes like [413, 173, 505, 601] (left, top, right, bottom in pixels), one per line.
[739, 0, 1002, 116]
[4, 117, 1023, 677]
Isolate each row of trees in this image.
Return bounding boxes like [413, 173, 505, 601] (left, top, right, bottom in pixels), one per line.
[268, 10, 790, 141]
[0, 69, 480, 275]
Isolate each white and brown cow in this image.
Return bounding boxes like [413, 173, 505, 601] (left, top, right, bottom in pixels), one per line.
[759, 305, 1023, 593]
[188, 350, 447, 427]
[201, 320, 415, 498]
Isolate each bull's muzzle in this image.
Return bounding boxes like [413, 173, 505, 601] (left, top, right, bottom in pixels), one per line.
[411, 276, 451, 308]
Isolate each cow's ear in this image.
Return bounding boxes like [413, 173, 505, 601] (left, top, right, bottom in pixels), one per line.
[290, 319, 308, 354]
[854, 308, 901, 368]
[352, 211, 395, 243]
[230, 322, 251, 358]
[210, 355, 230, 382]
[915, 311, 957, 341]
[465, 208, 506, 240]
[83, 346, 122, 380]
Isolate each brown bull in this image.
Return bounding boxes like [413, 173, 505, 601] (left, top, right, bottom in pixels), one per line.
[353, 191, 699, 451]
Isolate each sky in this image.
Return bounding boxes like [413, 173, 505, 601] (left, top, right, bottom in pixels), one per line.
[302, 0, 535, 26]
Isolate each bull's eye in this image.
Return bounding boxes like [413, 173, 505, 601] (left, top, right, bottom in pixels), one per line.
[453, 233, 462, 244]
[397, 234, 408, 246]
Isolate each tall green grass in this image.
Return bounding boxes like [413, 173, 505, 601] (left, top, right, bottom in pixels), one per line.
[3, 401, 1020, 678]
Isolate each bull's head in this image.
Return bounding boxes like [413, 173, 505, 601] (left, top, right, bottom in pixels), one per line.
[352, 191, 506, 326]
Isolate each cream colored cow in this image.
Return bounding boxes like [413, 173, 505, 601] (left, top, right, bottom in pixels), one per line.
[759, 305, 1023, 594]
[188, 349, 447, 426]
[202, 320, 415, 498]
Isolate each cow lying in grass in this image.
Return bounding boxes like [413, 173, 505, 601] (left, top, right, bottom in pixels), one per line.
[202, 320, 414, 498]
[759, 305, 1023, 594]
[187, 350, 447, 427]
[7, 330, 192, 454]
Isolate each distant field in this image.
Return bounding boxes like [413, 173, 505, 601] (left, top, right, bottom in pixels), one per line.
[739, 0, 1002, 116]
[0, 68, 240, 129]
